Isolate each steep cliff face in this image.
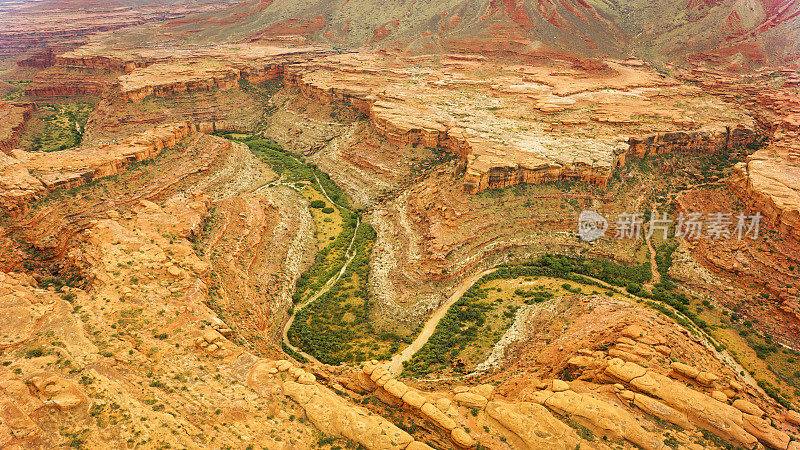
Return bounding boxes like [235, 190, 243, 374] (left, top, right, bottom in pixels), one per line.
[0, 122, 196, 216]
[28, 41, 759, 198]
[728, 141, 800, 241]
[281, 57, 755, 194]
[24, 73, 112, 97]
[0, 102, 35, 155]
[119, 62, 242, 103]
[46, 43, 330, 102]
[679, 65, 800, 242]
[17, 48, 56, 69]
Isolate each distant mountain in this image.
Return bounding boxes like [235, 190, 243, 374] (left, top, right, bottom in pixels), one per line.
[155, 0, 800, 68]
[0, 0, 241, 56]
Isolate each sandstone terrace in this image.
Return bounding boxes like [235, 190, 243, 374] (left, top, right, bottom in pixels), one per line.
[40, 44, 758, 195]
[0, 122, 194, 216]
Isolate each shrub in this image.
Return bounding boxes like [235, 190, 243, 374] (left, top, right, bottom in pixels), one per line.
[25, 348, 44, 358]
[309, 200, 325, 209]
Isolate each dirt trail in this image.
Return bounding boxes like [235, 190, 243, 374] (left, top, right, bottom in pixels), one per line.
[646, 231, 662, 285]
[387, 267, 498, 376]
[282, 217, 360, 364]
[281, 156, 361, 363]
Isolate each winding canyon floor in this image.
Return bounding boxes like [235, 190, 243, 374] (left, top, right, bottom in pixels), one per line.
[1, 38, 800, 450]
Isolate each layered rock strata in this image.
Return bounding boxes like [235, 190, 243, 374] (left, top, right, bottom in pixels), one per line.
[682, 66, 799, 241]
[36, 44, 759, 195]
[0, 122, 195, 216]
[52, 43, 332, 102]
[729, 143, 800, 241]
[281, 54, 756, 194]
[0, 102, 35, 154]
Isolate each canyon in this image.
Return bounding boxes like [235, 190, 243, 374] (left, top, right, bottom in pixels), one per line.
[1, 1, 799, 449]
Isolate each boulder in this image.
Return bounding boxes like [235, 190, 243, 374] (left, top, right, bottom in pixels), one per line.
[435, 398, 451, 412]
[618, 390, 635, 401]
[733, 399, 764, 417]
[711, 391, 728, 403]
[633, 393, 693, 430]
[567, 355, 594, 367]
[297, 372, 316, 385]
[742, 414, 790, 450]
[606, 359, 647, 382]
[655, 345, 671, 356]
[670, 361, 700, 379]
[421, 402, 457, 430]
[384, 380, 408, 399]
[402, 389, 426, 409]
[542, 389, 664, 450]
[451, 428, 476, 448]
[202, 329, 223, 344]
[628, 370, 758, 449]
[471, 384, 495, 399]
[453, 392, 487, 409]
[785, 410, 800, 426]
[551, 380, 570, 392]
[485, 400, 580, 450]
[621, 324, 644, 339]
[697, 372, 719, 386]
[283, 380, 413, 449]
[28, 374, 85, 411]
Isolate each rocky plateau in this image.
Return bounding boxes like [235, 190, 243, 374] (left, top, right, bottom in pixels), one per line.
[0, 1, 799, 449]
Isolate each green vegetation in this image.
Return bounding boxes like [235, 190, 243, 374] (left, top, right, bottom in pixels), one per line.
[288, 223, 404, 364]
[238, 78, 284, 119]
[28, 103, 93, 152]
[217, 134, 400, 364]
[403, 255, 651, 377]
[652, 239, 799, 409]
[402, 251, 757, 379]
[281, 341, 308, 364]
[292, 207, 357, 303]
[39, 275, 81, 291]
[3, 80, 30, 101]
[562, 415, 595, 442]
[236, 138, 357, 303]
[401, 283, 492, 376]
[245, 138, 315, 181]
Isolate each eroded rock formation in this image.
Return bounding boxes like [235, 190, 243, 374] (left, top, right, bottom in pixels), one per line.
[0, 102, 35, 154]
[0, 122, 194, 216]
